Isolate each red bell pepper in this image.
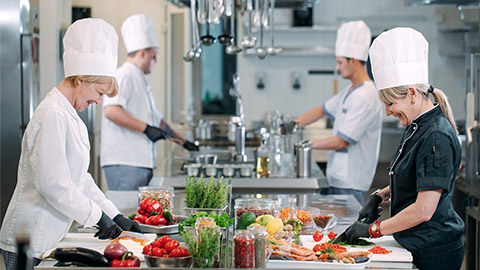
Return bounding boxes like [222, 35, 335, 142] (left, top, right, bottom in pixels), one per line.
[110, 251, 138, 267]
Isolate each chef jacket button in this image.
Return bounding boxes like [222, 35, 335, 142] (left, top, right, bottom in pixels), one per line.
[389, 171, 394, 176]
[399, 149, 402, 153]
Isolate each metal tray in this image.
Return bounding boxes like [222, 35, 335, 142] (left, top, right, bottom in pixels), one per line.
[139, 215, 187, 234]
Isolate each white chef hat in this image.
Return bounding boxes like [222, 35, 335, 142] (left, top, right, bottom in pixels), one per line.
[63, 18, 118, 78]
[121, 14, 159, 53]
[369, 27, 429, 91]
[335, 20, 371, 61]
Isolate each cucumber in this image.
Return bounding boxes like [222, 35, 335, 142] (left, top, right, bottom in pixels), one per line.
[163, 209, 175, 222]
[53, 247, 109, 267]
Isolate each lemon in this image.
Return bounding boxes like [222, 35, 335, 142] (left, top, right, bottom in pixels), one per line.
[266, 218, 283, 235]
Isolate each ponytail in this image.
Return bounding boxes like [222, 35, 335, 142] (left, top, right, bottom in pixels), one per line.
[378, 84, 457, 134]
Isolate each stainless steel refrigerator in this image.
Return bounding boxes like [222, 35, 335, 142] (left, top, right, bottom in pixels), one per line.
[0, 0, 40, 223]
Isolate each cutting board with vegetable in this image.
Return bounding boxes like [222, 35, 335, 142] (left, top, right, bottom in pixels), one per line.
[300, 235, 412, 262]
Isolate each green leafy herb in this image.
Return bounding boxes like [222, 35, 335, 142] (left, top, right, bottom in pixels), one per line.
[180, 227, 222, 268]
[328, 237, 374, 246]
[185, 176, 231, 208]
[178, 211, 234, 233]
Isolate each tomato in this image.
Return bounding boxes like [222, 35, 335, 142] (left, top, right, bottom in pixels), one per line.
[312, 244, 321, 253]
[137, 207, 146, 215]
[152, 215, 167, 226]
[328, 231, 337, 239]
[140, 198, 154, 211]
[152, 239, 163, 248]
[161, 254, 170, 258]
[169, 248, 183, 258]
[164, 240, 180, 253]
[151, 247, 163, 257]
[133, 214, 148, 224]
[181, 248, 190, 257]
[313, 231, 323, 242]
[142, 245, 153, 255]
[159, 236, 171, 247]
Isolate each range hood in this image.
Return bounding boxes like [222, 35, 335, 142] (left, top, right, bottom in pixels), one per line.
[405, 0, 480, 6]
[170, 0, 319, 9]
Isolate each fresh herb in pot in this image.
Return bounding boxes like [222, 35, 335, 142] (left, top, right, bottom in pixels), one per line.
[178, 211, 233, 233]
[180, 227, 222, 268]
[185, 176, 230, 208]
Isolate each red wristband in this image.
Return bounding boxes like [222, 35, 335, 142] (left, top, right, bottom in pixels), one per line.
[368, 220, 383, 238]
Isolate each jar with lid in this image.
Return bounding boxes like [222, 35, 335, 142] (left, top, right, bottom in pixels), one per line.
[137, 185, 174, 210]
[234, 198, 274, 228]
[233, 230, 255, 268]
[247, 226, 267, 268]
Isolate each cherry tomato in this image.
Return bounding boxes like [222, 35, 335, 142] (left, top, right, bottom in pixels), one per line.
[152, 239, 163, 248]
[151, 247, 164, 257]
[142, 245, 153, 255]
[313, 231, 323, 242]
[312, 244, 321, 253]
[137, 207, 146, 215]
[164, 240, 180, 253]
[328, 231, 337, 239]
[178, 247, 190, 257]
[159, 236, 172, 247]
[161, 254, 170, 258]
[169, 248, 183, 258]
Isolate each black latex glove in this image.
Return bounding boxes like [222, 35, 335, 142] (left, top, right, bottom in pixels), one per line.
[143, 125, 167, 142]
[113, 214, 144, 233]
[358, 194, 383, 224]
[344, 221, 370, 243]
[95, 212, 123, 240]
[183, 140, 199, 151]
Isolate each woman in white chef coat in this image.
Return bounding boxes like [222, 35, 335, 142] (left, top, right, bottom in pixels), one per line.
[295, 21, 383, 205]
[0, 18, 142, 270]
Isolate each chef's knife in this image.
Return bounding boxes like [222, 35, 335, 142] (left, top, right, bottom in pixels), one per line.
[331, 208, 383, 244]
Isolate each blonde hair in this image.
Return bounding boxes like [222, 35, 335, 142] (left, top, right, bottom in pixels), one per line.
[378, 84, 457, 134]
[65, 75, 118, 97]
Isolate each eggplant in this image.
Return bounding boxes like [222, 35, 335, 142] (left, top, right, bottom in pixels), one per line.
[53, 261, 90, 267]
[53, 247, 109, 267]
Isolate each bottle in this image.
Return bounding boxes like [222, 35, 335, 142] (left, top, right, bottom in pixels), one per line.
[233, 230, 255, 268]
[247, 226, 267, 268]
[256, 132, 270, 178]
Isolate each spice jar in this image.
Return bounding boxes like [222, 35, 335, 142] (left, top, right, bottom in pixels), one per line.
[247, 226, 267, 268]
[234, 230, 255, 268]
[234, 198, 274, 228]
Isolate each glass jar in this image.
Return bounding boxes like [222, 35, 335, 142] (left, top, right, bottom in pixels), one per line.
[247, 226, 267, 268]
[234, 198, 274, 228]
[233, 230, 255, 268]
[137, 185, 174, 210]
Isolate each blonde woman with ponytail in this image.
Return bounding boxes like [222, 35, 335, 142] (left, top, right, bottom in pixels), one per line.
[343, 28, 465, 270]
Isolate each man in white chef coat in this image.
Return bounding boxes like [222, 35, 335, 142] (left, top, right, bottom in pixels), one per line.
[295, 21, 382, 205]
[101, 14, 198, 190]
[0, 18, 142, 270]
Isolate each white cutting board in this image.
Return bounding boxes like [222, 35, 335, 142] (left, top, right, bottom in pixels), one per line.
[42, 232, 156, 261]
[300, 235, 413, 262]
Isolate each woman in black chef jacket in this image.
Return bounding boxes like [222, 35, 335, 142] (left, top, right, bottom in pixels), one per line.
[343, 27, 464, 270]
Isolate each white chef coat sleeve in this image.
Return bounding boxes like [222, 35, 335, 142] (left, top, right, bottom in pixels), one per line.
[83, 173, 121, 219]
[322, 89, 343, 121]
[29, 111, 103, 227]
[335, 91, 380, 144]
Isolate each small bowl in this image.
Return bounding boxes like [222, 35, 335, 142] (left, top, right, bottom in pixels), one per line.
[144, 254, 193, 268]
[297, 206, 320, 227]
[222, 164, 235, 177]
[204, 164, 219, 177]
[311, 213, 337, 232]
[185, 163, 201, 177]
[239, 164, 254, 177]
